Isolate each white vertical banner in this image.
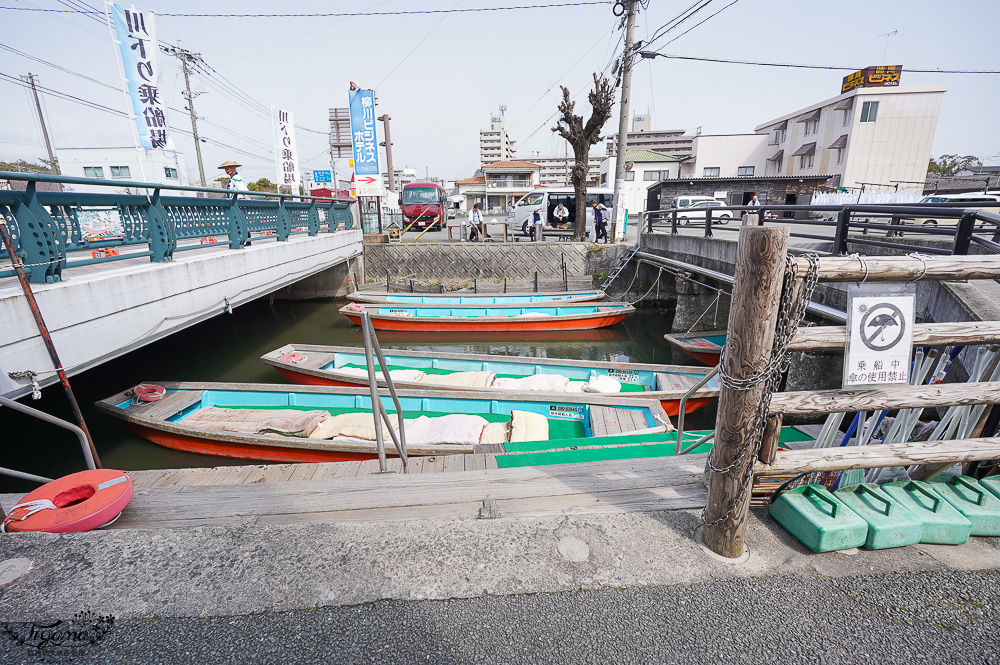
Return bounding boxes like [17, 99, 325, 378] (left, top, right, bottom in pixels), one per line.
[109, 2, 169, 150]
[273, 106, 301, 190]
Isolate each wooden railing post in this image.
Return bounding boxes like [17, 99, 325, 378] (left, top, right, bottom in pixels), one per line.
[703, 223, 789, 558]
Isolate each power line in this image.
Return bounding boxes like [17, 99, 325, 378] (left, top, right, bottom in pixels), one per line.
[648, 0, 739, 50]
[0, 2, 605, 17]
[638, 52, 1000, 74]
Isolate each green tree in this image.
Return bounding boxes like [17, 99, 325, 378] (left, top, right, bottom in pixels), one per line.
[928, 154, 983, 177]
[248, 177, 276, 193]
[0, 157, 55, 173]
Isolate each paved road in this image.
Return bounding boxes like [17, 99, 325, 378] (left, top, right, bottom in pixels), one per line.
[2, 569, 997, 664]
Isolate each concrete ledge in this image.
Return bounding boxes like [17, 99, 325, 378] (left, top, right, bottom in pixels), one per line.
[1, 231, 362, 399]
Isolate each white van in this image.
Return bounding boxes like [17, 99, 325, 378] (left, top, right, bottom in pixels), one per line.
[507, 187, 614, 237]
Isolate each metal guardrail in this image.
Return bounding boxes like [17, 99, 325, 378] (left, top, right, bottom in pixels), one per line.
[0, 171, 356, 284]
[0, 395, 96, 485]
[359, 310, 409, 473]
[642, 202, 1000, 257]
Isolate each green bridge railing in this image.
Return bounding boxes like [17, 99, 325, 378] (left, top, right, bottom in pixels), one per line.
[0, 172, 356, 284]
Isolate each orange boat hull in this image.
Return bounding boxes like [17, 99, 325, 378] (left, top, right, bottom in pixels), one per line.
[681, 349, 721, 367]
[343, 313, 629, 332]
[128, 423, 394, 464]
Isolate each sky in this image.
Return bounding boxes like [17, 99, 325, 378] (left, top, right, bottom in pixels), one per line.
[1, 0, 998, 187]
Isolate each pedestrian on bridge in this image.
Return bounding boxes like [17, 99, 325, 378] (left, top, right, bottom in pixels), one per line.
[219, 161, 249, 197]
[591, 200, 608, 243]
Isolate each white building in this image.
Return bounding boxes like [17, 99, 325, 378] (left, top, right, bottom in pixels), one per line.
[382, 166, 418, 191]
[676, 81, 945, 195]
[755, 84, 945, 190]
[599, 149, 683, 214]
[605, 114, 694, 158]
[480, 113, 517, 165]
[532, 154, 605, 187]
[678, 134, 772, 179]
[56, 147, 190, 194]
[457, 160, 541, 214]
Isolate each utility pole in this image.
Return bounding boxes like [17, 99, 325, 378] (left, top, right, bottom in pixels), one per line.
[610, 0, 638, 243]
[378, 114, 395, 194]
[24, 73, 62, 191]
[162, 45, 207, 186]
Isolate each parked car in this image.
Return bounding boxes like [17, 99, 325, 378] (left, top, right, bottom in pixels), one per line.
[674, 200, 736, 225]
[508, 187, 614, 237]
[907, 193, 1000, 226]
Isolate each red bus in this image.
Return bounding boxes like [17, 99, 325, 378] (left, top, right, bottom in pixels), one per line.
[400, 182, 447, 230]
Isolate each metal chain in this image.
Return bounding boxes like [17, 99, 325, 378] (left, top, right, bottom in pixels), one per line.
[7, 370, 42, 400]
[701, 253, 820, 526]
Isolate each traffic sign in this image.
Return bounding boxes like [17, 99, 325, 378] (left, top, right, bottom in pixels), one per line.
[313, 170, 332, 183]
[844, 285, 915, 387]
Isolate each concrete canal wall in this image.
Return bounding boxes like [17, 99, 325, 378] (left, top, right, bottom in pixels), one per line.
[363, 241, 628, 287]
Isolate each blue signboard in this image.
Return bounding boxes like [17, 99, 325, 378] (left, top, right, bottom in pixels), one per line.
[313, 170, 332, 183]
[348, 89, 380, 177]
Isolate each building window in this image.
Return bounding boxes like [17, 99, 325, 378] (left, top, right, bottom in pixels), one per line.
[836, 148, 844, 165]
[799, 153, 815, 170]
[643, 171, 660, 181]
[774, 128, 786, 144]
[703, 167, 720, 177]
[625, 171, 635, 181]
[774, 158, 782, 174]
[843, 108, 853, 126]
[860, 101, 879, 123]
[83, 166, 104, 178]
[110, 165, 131, 178]
[737, 166, 755, 176]
[164, 167, 178, 179]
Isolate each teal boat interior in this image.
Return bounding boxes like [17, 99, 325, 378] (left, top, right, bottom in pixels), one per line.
[116, 389, 661, 441]
[376, 293, 601, 305]
[374, 304, 617, 318]
[685, 334, 726, 347]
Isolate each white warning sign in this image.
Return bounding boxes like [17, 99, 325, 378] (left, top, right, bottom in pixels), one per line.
[844, 287, 915, 388]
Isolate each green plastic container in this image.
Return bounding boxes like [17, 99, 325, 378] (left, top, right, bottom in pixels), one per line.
[929, 475, 1000, 536]
[768, 484, 868, 553]
[880, 480, 972, 545]
[835, 483, 923, 550]
[980, 476, 1000, 502]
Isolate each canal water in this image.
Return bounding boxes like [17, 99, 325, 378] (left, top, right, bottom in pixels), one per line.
[1, 291, 729, 493]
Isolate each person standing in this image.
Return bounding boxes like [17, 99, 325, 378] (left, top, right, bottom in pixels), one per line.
[468, 203, 484, 241]
[531, 207, 542, 241]
[218, 161, 249, 197]
[591, 200, 608, 243]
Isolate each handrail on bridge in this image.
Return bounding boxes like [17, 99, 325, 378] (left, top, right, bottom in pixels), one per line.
[640, 202, 1000, 257]
[0, 171, 358, 284]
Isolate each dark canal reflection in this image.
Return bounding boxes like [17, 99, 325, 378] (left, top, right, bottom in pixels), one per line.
[1, 292, 727, 492]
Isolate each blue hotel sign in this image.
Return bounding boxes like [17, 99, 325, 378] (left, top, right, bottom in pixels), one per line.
[312, 170, 332, 183]
[348, 89, 380, 177]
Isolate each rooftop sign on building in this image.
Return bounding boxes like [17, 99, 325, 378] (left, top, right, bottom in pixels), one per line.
[841, 65, 902, 94]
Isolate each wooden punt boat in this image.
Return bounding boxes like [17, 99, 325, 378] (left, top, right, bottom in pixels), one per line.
[262, 344, 719, 416]
[663, 330, 726, 366]
[348, 289, 606, 305]
[96, 382, 673, 464]
[340, 302, 635, 332]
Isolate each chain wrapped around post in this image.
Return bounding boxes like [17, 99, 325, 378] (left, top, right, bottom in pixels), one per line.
[700, 253, 820, 527]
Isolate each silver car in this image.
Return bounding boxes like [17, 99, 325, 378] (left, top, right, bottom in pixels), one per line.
[675, 200, 735, 225]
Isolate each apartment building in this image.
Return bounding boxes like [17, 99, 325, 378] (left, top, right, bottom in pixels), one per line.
[605, 115, 694, 158]
[480, 113, 518, 164]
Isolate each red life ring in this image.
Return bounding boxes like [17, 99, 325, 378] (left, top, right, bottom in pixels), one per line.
[279, 352, 306, 364]
[133, 384, 166, 402]
[1, 469, 134, 534]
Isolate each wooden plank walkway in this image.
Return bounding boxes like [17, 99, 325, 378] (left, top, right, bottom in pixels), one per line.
[0, 454, 708, 531]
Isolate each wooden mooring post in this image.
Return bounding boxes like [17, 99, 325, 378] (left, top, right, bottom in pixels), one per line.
[703, 220, 789, 558]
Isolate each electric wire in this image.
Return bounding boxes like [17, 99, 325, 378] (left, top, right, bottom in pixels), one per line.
[639, 52, 1000, 74]
[0, 2, 605, 17]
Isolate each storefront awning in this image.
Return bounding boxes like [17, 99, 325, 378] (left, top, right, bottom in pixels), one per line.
[796, 108, 821, 123]
[767, 149, 784, 161]
[828, 135, 849, 150]
[834, 97, 855, 111]
[791, 142, 817, 156]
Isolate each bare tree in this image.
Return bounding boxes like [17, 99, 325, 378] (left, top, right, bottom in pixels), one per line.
[551, 73, 615, 241]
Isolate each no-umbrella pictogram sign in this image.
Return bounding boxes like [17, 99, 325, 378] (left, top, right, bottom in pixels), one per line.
[844, 291, 915, 387]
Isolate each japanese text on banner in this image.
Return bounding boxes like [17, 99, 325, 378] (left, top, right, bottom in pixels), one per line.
[348, 89, 380, 177]
[110, 2, 168, 150]
[272, 107, 301, 189]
